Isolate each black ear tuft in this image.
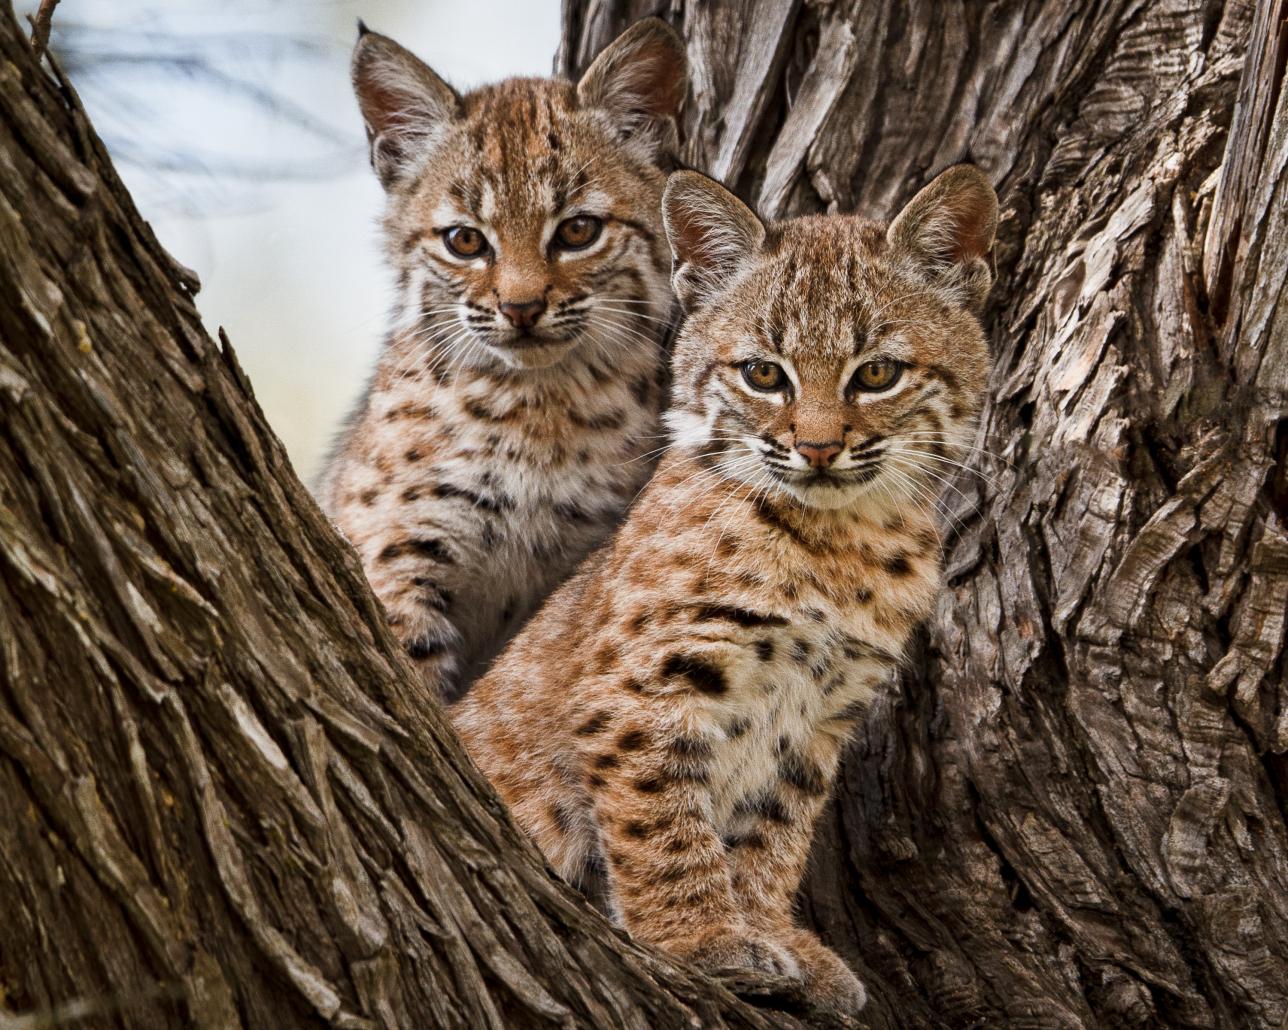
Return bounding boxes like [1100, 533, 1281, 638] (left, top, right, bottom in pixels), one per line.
[356, 18, 370, 38]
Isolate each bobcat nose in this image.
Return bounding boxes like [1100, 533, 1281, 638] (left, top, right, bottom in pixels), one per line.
[795, 441, 843, 468]
[499, 298, 546, 330]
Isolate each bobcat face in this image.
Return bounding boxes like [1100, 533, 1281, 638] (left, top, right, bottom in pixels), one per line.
[353, 22, 686, 370]
[662, 167, 998, 511]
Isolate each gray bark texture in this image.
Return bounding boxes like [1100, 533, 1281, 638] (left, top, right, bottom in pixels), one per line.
[562, 1, 1288, 1027]
[0, 5, 846, 1029]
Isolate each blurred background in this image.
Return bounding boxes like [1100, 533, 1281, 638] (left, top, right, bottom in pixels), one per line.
[23, 1, 561, 484]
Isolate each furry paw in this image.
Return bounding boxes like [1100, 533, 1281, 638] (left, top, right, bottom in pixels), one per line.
[664, 927, 800, 978]
[776, 929, 867, 1013]
[803, 952, 866, 1013]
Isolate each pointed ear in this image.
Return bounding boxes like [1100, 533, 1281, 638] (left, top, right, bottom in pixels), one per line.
[352, 25, 462, 189]
[663, 171, 765, 311]
[577, 18, 687, 155]
[887, 165, 998, 311]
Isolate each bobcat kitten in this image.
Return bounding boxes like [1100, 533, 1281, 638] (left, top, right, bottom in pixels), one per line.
[318, 20, 686, 698]
[452, 166, 998, 1012]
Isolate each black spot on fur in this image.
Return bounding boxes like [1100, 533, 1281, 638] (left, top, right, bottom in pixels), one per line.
[664, 736, 712, 783]
[634, 774, 666, 794]
[624, 819, 649, 839]
[434, 482, 512, 514]
[569, 409, 626, 432]
[791, 639, 812, 664]
[884, 552, 913, 577]
[828, 698, 868, 725]
[722, 831, 767, 851]
[755, 639, 775, 662]
[780, 752, 828, 796]
[725, 716, 751, 739]
[594, 753, 620, 770]
[409, 538, 455, 565]
[855, 587, 874, 604]
[841, 635, 897, 664]
[406, 636, 445, 660]
[575, 711, 610, 736]
[411, 577, 452, 613]
[751, 496, 808, 544]
[692, 604, 788, 629]
[661, 654, 728, 695]
[734, 791, 791, 825]
[617, 728, 648, 750]
[404, 448, 422, 462]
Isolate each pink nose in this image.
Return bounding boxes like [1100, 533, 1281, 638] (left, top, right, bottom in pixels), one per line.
[499, 298, 546, 330]
[795, 441, 843, 468]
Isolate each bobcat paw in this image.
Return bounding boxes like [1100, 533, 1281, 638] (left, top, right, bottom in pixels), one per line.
[806, 957, 866, 1014]
[788, 938, 866, 1013]
[665, 928, 800, 978]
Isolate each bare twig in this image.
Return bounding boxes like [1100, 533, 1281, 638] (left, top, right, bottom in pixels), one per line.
[28, 0, 61, 56]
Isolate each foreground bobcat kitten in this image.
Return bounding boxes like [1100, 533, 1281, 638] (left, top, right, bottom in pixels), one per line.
[453, 165, 997, 1012]
[318, 20, 686, 699]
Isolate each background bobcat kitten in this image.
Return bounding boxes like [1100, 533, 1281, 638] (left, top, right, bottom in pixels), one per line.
[318, 20, 686, 699]
[452, 165, 998, 1013]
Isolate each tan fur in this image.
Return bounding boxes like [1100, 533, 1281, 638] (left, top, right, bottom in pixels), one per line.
[319, 21, 687, 698]
[453, 167, 998, 1013]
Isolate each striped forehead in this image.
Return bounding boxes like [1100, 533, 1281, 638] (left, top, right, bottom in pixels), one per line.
[747, 222, 910, 361]
[445, 80, 595, 223]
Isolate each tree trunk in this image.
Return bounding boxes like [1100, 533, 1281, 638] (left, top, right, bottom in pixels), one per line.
[0, 7, 842, 1028]
[562, 1, 1288, 1027]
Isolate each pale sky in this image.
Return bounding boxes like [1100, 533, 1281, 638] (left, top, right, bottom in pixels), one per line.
[45, 1, 562, 483]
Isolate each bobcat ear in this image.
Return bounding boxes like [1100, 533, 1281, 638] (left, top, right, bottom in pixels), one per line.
[887, 165, 998, 312]
[577, 18, 687, 155]
[352, 27, 462, 189]
[663, 171, 765, 312]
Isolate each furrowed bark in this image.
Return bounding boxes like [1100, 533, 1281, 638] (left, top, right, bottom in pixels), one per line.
[561, 2, 1288, 1027]
[0, 5, 847, 1028]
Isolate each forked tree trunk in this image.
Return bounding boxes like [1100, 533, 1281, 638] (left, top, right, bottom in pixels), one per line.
[1, 0, 1285, 1027]
[562, 1, 1288, 1027]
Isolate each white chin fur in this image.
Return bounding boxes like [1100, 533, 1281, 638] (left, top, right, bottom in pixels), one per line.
[776, 477, 868, 510]
[484, 339, 580, 370]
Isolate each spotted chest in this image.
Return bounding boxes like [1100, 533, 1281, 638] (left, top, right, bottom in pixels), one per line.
[669, 607, 899, 831]
[325, 339, 664, 690]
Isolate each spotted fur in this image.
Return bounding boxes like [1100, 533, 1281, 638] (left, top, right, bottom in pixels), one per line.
[452, 165, 998, 1013]
[318, 20, 687, 698]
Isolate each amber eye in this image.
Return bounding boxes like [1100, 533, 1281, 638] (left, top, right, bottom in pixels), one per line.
[443, 226, 488, 259]
[850, 359, 903, 393]
[554, 215, 603, 251]
[741, 360, 788, 392]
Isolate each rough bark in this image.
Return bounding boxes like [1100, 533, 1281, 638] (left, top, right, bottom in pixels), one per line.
[561, 1, 1288, 1027]
[0, 6, 844, 1028]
